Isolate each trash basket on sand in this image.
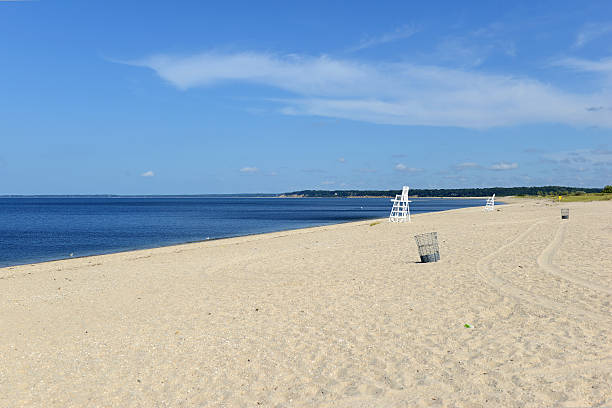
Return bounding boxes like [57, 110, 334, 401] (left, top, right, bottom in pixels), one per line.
[414, 232, 440, 263]
[561, 208, 569, 220]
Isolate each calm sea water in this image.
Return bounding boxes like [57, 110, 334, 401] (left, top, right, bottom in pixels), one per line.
[0, 197, 485, 267]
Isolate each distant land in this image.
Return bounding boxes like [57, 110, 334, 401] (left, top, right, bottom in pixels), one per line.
[0, 186, 604, 198]
[280, 186, 602, 198]
[0, 194, 278, 198]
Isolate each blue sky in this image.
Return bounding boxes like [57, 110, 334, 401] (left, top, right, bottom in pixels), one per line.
[1, 0, 611, 194]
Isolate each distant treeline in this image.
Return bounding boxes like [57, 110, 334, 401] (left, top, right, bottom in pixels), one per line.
[283, 186, 602, 198]
[0, 194, 278, 198]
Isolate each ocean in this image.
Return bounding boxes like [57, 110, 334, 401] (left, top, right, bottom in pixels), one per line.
[0, 196, 486, 267]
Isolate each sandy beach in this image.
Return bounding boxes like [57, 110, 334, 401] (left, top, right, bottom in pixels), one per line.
[1, 199, 610, 407]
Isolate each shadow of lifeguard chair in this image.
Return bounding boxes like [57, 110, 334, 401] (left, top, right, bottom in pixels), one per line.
[484, 193, 495, 212]
[389, 186, 411, 222]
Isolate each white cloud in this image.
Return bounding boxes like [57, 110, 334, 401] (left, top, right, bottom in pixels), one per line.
[240, 166, 258, 173]
[489, 162, 518, 170]
[554, 57, 612, 74]
[348, 25, 418, 52]
[321, 180, 335, 185]
[128, 51, 612, 128]
[395, 163, 421, 172]
[433, 38, 488, 68]
[429, 22, 517, 67]
[338, 157, 345, 163]
[141, 170, 154, 177]
[574, 23, 612, 48]
[456, 162, 479, 169]
[543, 148, 612, 166]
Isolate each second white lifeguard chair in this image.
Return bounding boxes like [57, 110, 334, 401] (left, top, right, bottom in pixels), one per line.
[484, 194, 495, 211]
[389, 186, 412, 222]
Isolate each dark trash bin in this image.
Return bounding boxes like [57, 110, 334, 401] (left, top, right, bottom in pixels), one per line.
[561, 208, 569, 220]
[414, 232, 440, 263]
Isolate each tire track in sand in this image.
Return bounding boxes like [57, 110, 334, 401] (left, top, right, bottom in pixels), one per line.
[476, 221, 611, 322]
[537, 222, 612, 296]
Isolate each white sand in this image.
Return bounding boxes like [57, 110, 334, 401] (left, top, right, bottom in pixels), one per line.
[1, 199, 610, 407]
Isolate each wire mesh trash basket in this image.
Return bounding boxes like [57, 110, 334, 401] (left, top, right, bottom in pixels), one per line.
[414, 232, 440, 263]
[561, 208, 569, 220]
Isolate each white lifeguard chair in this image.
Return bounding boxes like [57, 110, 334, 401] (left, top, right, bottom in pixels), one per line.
[389, 186, 411, 222]
[484, 194, 495, 211]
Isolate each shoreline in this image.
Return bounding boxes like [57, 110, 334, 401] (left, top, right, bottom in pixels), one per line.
[0, 199, 492, 271]
[1, 218, 383, 272]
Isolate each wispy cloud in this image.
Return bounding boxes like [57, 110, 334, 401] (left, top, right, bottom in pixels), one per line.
[543, 148, 612, 166]
[127, 51, 612, 128]
[347, 25, 418, 52]
[338, 157, 345, 163]
[141, 170, 155, 177]
[586, 106, 608, 112]
[395, 163, 421, 172]
[433, 38, 488, 68]
[455, 162, 480, 169]
[472, 22, 517, 57]
[554, 56, 612, 74]
[320, 180, 335, 185]
[431, 22, 517, 68]
[489, 162, 518, 170]
[574, 23, 612, 48]
[239, 166, 258, 173]
[552, 56, 612, 89]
